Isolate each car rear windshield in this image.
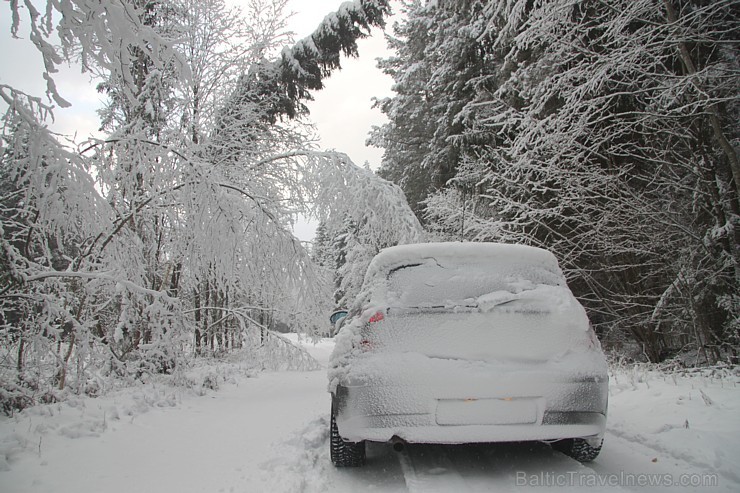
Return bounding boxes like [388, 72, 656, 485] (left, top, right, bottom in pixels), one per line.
[386, 259, 563, 308]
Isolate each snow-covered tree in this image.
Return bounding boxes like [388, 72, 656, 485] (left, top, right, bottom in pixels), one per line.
[374, 0, 739, 363]
[312, 222, 335, 269]
[370, 0, 491, 219]
[1, 0, 417, 412]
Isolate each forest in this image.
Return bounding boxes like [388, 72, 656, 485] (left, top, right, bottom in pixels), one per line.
[364, 0, 739, 364]
[1, 0, 737, 414]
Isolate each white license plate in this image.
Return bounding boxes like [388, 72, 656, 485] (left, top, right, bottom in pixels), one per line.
[435, 397, 541, 425]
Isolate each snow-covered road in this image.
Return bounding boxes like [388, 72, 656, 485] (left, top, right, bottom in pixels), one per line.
[1, 336, 737, 492]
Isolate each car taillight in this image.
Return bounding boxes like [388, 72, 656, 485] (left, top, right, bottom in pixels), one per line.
[360, 310, 384, 351]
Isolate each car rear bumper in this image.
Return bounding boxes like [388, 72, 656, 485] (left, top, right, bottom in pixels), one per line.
[337, 408, 606, 444]
[334, 371, 608, 444]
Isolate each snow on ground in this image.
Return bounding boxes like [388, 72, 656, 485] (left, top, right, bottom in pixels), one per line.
[1, 336, 738, 492]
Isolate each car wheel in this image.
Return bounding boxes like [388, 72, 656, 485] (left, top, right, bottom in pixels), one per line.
[330, 404, 366, 467]
[552, 437, 603, 462]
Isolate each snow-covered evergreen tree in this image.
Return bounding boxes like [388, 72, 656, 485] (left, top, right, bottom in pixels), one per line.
[374, 0, 739, 363]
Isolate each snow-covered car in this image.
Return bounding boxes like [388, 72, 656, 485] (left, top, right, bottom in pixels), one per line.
[328, 242, 608, 467]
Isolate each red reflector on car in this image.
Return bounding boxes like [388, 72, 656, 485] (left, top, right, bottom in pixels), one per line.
[368, 311, 385, 323]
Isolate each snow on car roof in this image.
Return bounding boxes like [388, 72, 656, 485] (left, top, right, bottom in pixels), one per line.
[365, 242, 561, 280]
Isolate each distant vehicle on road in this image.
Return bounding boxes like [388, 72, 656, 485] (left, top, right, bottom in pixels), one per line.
[328, 242, 608, 467]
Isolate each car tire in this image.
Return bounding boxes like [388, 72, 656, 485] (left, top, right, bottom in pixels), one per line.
[552, 438, 603, 462]
[330, 404, 366, 467]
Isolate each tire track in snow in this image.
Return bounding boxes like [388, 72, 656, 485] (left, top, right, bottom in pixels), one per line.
[597, 431, 740, 490]
[397, 441, 638, 492]
[606, 428, 740, 484]
[549, 450, 634, 492]
[398, 444, 472, 492]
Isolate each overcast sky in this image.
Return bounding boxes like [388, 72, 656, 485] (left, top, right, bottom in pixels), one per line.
[0, 0, 400, 240]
